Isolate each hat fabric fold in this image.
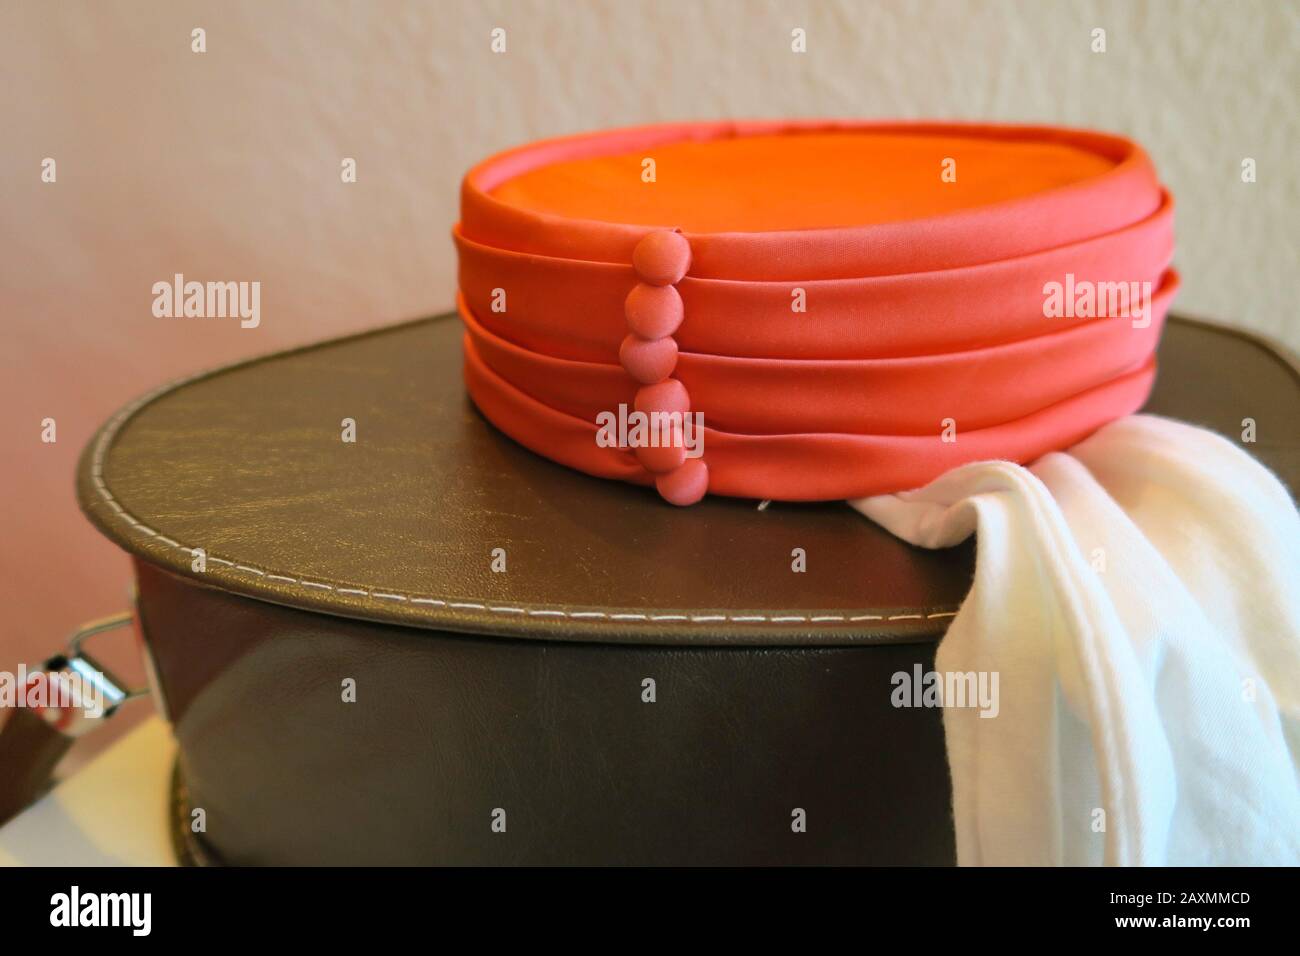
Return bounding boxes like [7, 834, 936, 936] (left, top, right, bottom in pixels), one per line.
[455, 120, 1175, 505]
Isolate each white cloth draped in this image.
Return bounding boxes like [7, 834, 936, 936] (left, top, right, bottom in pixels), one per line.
[850, 415, 1300, 865]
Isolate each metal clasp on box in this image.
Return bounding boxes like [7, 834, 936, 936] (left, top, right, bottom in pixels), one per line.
[38, 612, 148, 736]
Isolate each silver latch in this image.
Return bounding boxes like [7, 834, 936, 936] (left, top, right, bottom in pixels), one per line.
[37, 612, 147, 735]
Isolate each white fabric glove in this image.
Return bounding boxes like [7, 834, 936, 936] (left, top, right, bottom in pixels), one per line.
[850, 414, 1300, 865]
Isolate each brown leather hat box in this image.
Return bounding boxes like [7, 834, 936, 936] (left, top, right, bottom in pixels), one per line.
[69, 310, 1298, 865]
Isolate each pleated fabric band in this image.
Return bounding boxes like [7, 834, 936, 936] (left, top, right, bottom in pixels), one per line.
[455, 120, 1176, 505]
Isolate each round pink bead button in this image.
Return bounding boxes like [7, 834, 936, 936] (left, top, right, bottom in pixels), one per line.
[633, 378, 690, 418]
[632, 230, 691, 287]
[655, 458, 709, 507]
[624, 283, 684, 340]
[619, 333, 678, 385]
[636, 441, 688, 475]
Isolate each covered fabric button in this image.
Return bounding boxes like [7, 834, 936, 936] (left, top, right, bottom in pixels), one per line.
[619, 333, 678, 384]
[633, 378, 690, 417]
[632, 230, 691, 286]
[655, 458, 708, 506]
[624, 282, 684, 339]
[636, 440, 688, 475]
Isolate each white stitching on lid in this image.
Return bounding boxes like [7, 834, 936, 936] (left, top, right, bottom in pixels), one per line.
[87, 363, 961, 630]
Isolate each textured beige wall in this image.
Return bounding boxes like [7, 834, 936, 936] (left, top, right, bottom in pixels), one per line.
[1, 0, 1297, 681]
